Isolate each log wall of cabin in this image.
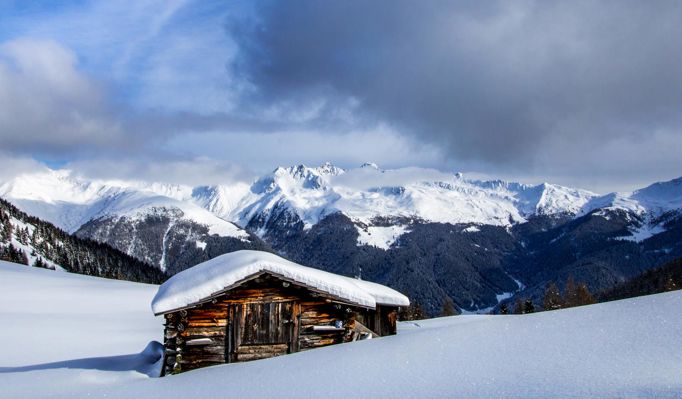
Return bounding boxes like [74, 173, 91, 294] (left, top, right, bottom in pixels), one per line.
[162, 274, 394, 375]
[356, 305, 399, 336]
[298, 300, 353, 351]
[376, 305, 399, 336]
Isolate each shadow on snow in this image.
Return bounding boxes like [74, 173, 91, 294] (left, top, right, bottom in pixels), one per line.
[0, 341, 163, 378]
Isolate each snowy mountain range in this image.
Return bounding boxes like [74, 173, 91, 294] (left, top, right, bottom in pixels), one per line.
[1, 163, 681, 313]
[2, 163, 678, 243]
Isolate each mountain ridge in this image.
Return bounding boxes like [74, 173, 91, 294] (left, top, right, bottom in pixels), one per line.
[2, 163, 678, 235]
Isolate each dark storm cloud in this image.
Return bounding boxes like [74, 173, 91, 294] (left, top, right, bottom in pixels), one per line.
[229, 0, 682, 171]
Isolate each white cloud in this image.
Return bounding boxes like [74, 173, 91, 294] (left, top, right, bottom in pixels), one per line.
[163, 124, 447, 175]
[65, 157, 252, 186]
[0, 153, 48, 182]
[0, 38, 128, 155]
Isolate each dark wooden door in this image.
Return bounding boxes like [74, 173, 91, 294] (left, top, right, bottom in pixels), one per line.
[227, 301, 296, 362]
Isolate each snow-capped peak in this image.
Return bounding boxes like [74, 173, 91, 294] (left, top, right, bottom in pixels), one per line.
[361, 162, 380, 170]
[316, 161, 346, 176]
[631, 177, 682, 213]
[263, 163, 344, 192]
[233, 165, 602, 230]
[0, 169, 249, 239]
[579, 176, 682, 217]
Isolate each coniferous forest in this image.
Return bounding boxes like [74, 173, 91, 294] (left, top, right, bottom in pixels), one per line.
[0, 198, 166, 284]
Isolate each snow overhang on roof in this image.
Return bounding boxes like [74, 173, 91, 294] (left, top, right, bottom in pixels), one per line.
[151, 250, 409, 315]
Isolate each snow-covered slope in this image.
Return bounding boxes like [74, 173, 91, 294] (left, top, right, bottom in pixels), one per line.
[0, 261, 163, 398]
[579, 176, 682, 242]
[0, 261, 161, 365]
[0, 210, 62, 270]
[585, 177, 682, 216]
[2, 260, 681, 399]
[0, 198, 165, 282]
[0, 168, 247, 237]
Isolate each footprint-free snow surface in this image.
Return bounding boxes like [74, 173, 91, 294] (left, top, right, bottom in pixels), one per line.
[1, 261, 681, 398]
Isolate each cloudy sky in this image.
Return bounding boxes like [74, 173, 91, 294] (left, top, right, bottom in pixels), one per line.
[0, 0, 680, 192]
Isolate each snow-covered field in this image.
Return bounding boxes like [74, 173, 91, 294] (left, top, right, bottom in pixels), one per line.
[1, 261, 681, 398]
[0, 261, 163, 398]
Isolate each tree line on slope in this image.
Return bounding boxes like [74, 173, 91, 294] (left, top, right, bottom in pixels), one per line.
[599, 257, 681, 302]
[0, 198, 166, 284]
[497, 276, 597, 315]
[400, 257, 682, 320]
[528, 257, 681, 313]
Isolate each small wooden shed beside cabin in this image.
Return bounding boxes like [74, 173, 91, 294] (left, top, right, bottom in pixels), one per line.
[152, 250, 410, 375]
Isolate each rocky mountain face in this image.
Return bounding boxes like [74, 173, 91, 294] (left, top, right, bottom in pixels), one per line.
[1, 164, 681, 315]
[507, 206, 682, 304]
[76, 208, 270, 276]
[240, 208, 681, 315]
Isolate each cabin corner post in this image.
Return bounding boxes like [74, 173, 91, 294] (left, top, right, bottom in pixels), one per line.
[343, 308, 358, 342]
[162, 312, 181, 375]
[291, 302, 301, 353]
[387, 307, 398, 335]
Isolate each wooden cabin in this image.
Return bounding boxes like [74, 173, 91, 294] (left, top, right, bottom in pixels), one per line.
[152, 250, 409, 375]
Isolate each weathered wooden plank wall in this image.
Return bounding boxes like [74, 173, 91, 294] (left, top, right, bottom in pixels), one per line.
[298, 300, 349, 351]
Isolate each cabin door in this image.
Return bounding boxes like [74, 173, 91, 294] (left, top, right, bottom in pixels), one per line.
[227, 301, 296, 362]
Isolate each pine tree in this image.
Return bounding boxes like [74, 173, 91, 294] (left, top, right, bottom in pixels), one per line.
[2, 219, 12, 243]
[16, 227, 29, 245]
[499, 303, 509, 315]
[564, 276, 578, 308]
[18, 248, 28, 265]
[513, 298, 524, 314]
[0, 212, 10, 242]
[440, 296, 457, 316]
[543, 282, 563, 310]
[574, 283, 596, 306]
[523, 299, 535, 314]
[664, 276, 678, 292]
[399, 301, 427, 321]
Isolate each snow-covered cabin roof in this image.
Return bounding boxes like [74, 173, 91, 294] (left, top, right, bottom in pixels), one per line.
[151, 250, 409, 315]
